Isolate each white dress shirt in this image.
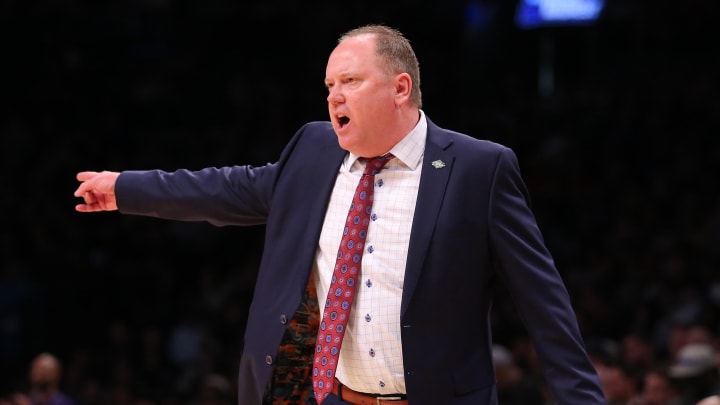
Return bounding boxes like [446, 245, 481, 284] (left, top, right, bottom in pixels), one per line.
[313, 111, 427, 395]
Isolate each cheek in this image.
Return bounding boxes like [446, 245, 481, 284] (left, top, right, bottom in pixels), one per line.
[359, 95, 390, 118]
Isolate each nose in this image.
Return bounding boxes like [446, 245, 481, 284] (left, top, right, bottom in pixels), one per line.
[327, 85, 343, 104]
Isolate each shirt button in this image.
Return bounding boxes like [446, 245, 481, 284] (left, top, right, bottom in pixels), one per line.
[379, 381, 386, 388]
[377, 179, 384, 187]
[371, 213, 377, 221]
[369, 348, 375, 357]
[279, 314, 287, 324]
[365, 314, 372, 322]
[367, 245, 374, 253]
[265, 355, 273, 365]
[366, 279, 372, 288]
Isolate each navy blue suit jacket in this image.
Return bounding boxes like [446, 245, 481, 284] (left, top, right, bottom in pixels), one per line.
[116, 118, 606, 405]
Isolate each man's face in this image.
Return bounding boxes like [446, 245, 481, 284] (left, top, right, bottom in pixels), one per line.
[29, 357, 58, 400]
[30, 359, 57, 387]
[642, 373, 677, 405]
[325, 34, 399, 157]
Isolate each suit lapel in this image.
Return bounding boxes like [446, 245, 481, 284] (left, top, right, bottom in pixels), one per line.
[401, 121, 454, 316]
[297, 142, 347, 284]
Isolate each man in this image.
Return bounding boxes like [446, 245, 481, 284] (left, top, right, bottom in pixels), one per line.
[638, 368, 683, 405]
[11, 353, 77, 405]
[74, 24, 605, 405]
[668, 343, 720, 405]
[597, 362, 641, 405]
[491, 344, 545, 404]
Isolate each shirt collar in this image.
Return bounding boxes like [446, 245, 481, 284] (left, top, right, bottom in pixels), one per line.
[345, 109, 427, 171]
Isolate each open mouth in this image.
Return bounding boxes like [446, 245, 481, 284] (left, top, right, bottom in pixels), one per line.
[337, 115, 350, 128]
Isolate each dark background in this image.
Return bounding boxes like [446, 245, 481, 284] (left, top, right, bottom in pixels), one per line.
[1, 0, 719, 403]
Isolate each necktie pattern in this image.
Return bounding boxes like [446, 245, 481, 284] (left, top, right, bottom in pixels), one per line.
[312, 154, 393, 403]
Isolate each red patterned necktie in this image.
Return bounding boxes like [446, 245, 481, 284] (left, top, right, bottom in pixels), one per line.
[312, 154, 394, 403]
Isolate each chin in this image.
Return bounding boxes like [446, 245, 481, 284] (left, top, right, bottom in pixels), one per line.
[336, 135, 358, 153]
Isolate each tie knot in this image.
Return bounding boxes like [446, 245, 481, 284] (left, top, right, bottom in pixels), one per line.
[362, 153, 394, 176]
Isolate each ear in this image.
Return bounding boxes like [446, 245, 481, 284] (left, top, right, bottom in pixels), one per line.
[394, 72, 412, 105]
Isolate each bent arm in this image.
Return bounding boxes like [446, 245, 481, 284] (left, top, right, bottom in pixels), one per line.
[488, 147, 606, 405]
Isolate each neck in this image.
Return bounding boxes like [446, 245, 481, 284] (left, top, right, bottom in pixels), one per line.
[387, 106, 421, 149]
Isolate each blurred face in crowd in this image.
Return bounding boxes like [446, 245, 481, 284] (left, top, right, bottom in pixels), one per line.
[641, 371, 680, 405]
[325, 34, 412, 158]
[599, 365, 637, 403]
[29, 354, 61, 402]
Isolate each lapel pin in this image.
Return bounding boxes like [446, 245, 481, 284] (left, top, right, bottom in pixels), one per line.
[431, 160, 446, 169]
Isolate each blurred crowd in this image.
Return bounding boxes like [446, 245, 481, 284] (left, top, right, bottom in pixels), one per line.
[1, 0, 719, 404]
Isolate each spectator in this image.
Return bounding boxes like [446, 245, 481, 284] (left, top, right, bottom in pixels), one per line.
[599, 362, 642, 405]
[668, 343, 720, 405]
[12, 352, 77, 405]
[492, 344, 545, 405]
[639, 368, 683, 405]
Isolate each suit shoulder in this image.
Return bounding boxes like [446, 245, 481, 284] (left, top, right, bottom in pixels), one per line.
[297, 121, 336, 141]
[427, 117, 510, 154]
[440, 128, 513, 157]
[452, 130, 508, 150]
[275, 121, 344, 164]
[279, 121, 338, 154]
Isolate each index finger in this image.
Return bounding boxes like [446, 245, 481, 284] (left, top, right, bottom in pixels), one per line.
[74, 171, 99, 197]
[76, 171, 99, 182]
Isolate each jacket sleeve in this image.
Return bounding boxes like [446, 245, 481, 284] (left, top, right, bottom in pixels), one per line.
[114, 122, 315, 227]
[115, 163, 278, 227]
[487, 147, 606, 405]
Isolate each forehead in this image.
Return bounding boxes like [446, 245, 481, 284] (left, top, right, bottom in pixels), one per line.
[326, 35, 378, 76]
